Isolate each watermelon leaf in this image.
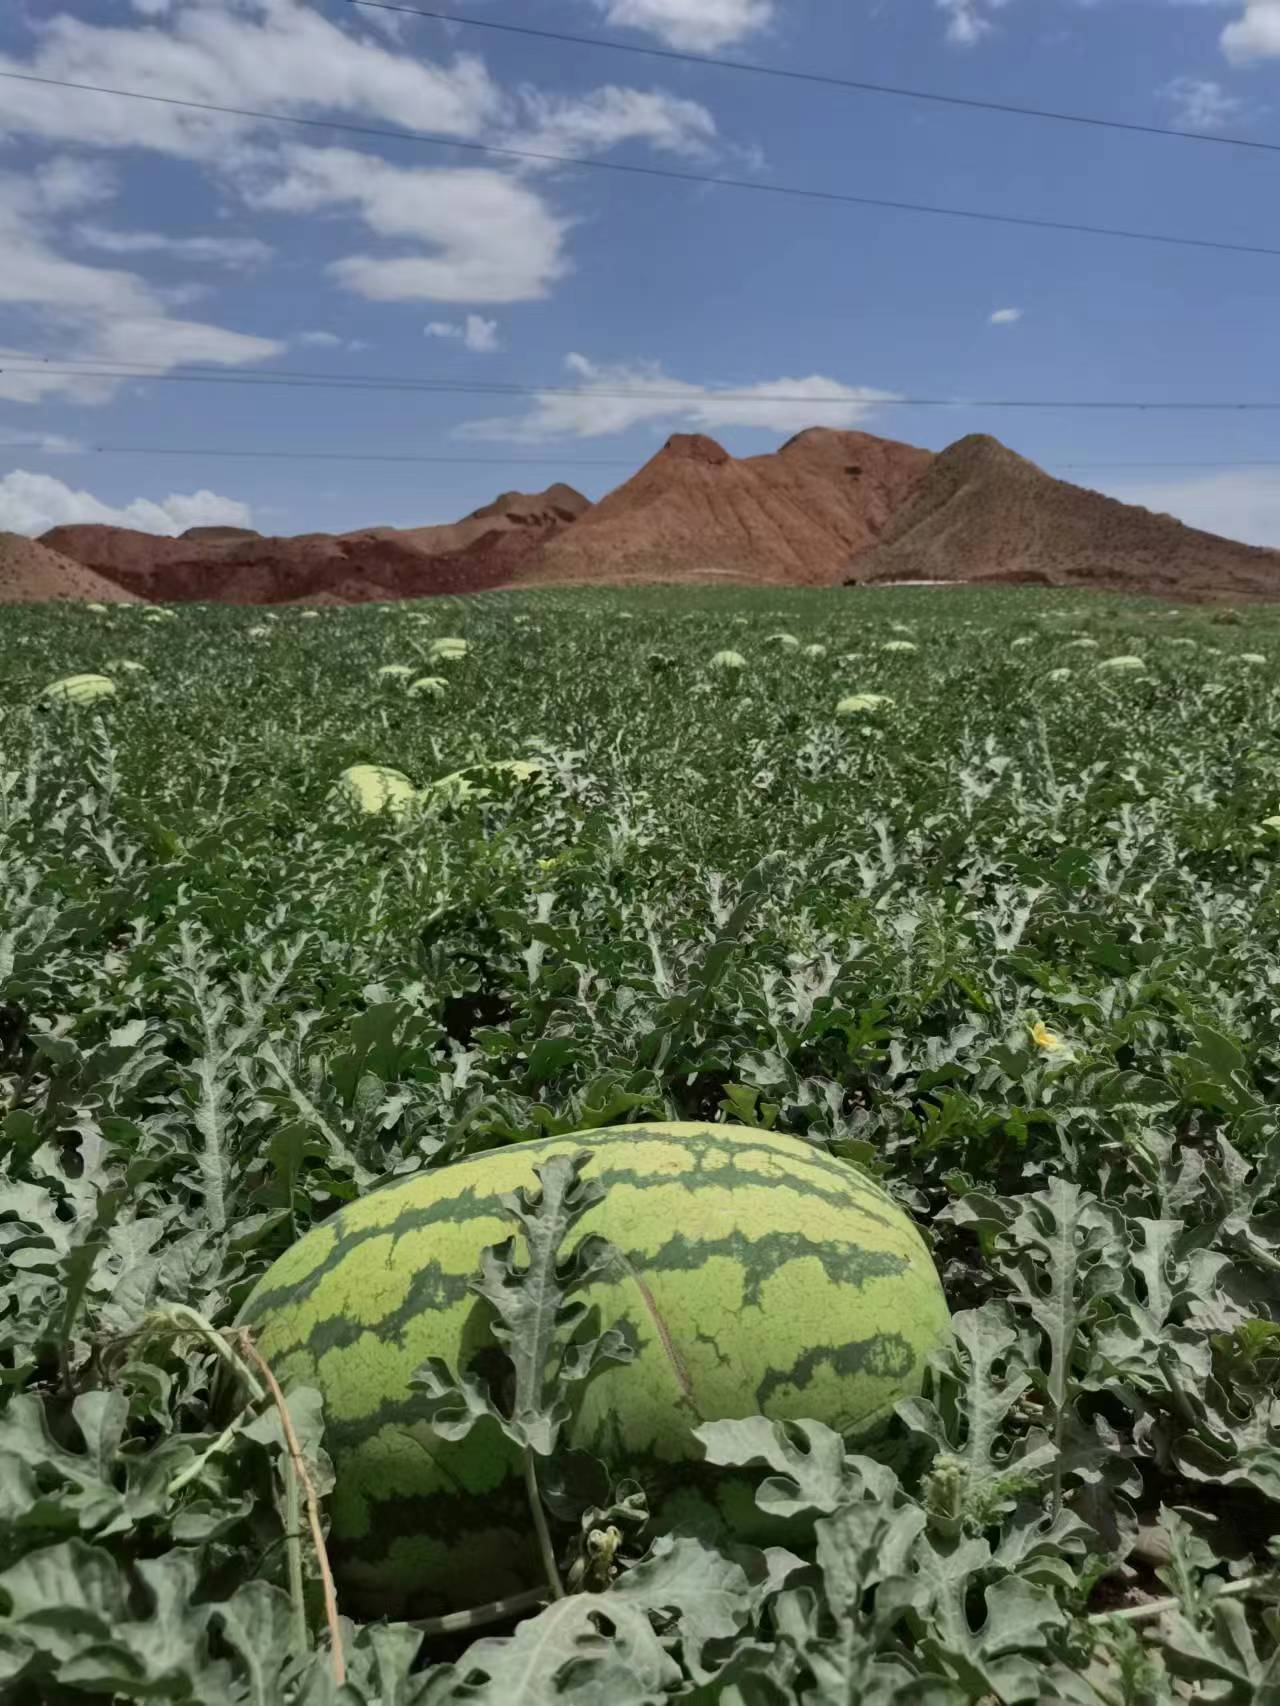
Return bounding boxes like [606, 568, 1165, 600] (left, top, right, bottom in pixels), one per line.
[985, 1180, 1127, 1517]
[899, 1304, 1057, 1533]
[413, 1150, 636, 1600]
[416, 1593, 680, 1704]
[693, 1415, 856, 1518]
[420, 1537, 754, 1701]
[885, 1527, 1068, 1703]
[773, 1496, 928, 1704]
[415, 1151, 634, 1461]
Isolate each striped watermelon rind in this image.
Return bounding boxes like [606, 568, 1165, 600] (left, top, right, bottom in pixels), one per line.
[238, 1122, 950, 1616]
[41, 673, 117, 706]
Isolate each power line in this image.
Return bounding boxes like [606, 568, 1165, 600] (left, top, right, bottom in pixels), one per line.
[11, 359, 1280, 409]
[1, 440, 1279, 472]
[1060, 460, 1280, 469]
[351, 0, 1280, 160]
[2, 69, 1278, 260]
[0, 441, 638, 467]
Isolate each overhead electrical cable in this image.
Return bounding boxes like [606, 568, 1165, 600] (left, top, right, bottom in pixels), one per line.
[10, 359, 1280, 409]
[2, 441, 1280, 473]
[1, 69, 1278, 258]
[0, 441, 639, 467]
[349, 0, 1280, 159]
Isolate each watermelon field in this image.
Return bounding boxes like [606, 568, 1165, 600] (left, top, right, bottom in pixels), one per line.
[3, 585, 1279, 1703]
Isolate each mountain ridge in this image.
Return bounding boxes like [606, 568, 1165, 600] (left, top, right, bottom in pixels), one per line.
[28, 431, 1280, 603]
[518, 427, 934, 588]
[847, 434, 1280, 600]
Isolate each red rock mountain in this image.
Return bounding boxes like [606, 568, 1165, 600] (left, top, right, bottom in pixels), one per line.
[0, 532, 139, 603]
[42, 485, 590, 604]
[519, 428, 933, 587]
[32, 431, 1280, 603]
[848, 435, 1280, 600]
[348, 483, 589, 556]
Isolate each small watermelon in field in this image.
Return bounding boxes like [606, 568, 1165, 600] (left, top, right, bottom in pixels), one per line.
[41, 673, 116, 706]
[428, 637, 469, 662]
[338, 764, 416, 815]
[837, 692, 892, 716]
[375, 665, 414, 682]
[238, 1122, 950, 1617]
[406, 675, 447, 699]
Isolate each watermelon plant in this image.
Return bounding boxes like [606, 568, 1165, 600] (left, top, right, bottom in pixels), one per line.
[0, 584, 1277, 1702]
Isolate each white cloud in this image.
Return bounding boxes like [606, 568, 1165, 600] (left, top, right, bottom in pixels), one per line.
[0, 170, 283, 403]
[0, 469, 252, 537]
[1161, 76, 1248, 128]
[0, 430, 82, 454]
[0, 2, 720, 167]
[77, 227, 275, 268]
[92, 316, 281, 369]
[293, 330, 369, 352]
[513, 85, 718, 160]
[33, 157, 117, 214]
[1223, 1, 1280, 61]
[989, 306, 1022, 324]
[250, 146, 569, 302]
[425, 314, 502, 353]
[589, 0, 773, 51]
[463, 314, 500, 353]
[0, 0, 504, 160]
[461, 352, 898, 440]
[0, 0, 752, 332]
[0, 237, 153, 319]
[1097, 469, 1280, 548]
[936, 0, 1012, 45]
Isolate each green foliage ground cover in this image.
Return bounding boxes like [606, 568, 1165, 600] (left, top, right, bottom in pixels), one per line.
[1, 585, 1278, 1702]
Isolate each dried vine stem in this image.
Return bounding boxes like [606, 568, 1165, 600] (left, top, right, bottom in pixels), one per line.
[410, 1586, 548, 1638]
[1090, 1574, 1275, 1626]
[238, 1329, 346, 1687]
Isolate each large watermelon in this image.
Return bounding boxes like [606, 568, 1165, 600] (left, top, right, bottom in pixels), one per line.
[237, 1122, 950, 1616]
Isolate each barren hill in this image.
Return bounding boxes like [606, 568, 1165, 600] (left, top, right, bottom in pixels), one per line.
[30, 433, 1280, 604]
[41, 524, 199, 589]
[43, 484, 590, 604]
[847, 435, 1280, 600]
[181, 525, 261, 544]
[0, 533, 139, 604]
[349, 484, 590, 556]
[519, 428, 933, 587]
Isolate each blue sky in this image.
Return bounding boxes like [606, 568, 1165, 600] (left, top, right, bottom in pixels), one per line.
[2, 0, 1280, 543]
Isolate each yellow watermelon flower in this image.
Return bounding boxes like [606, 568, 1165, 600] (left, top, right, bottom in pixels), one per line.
[1030, 1020, 1064, 1052]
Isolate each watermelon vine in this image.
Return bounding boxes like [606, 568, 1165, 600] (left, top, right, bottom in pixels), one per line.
[0, 587, 1277, 1702]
